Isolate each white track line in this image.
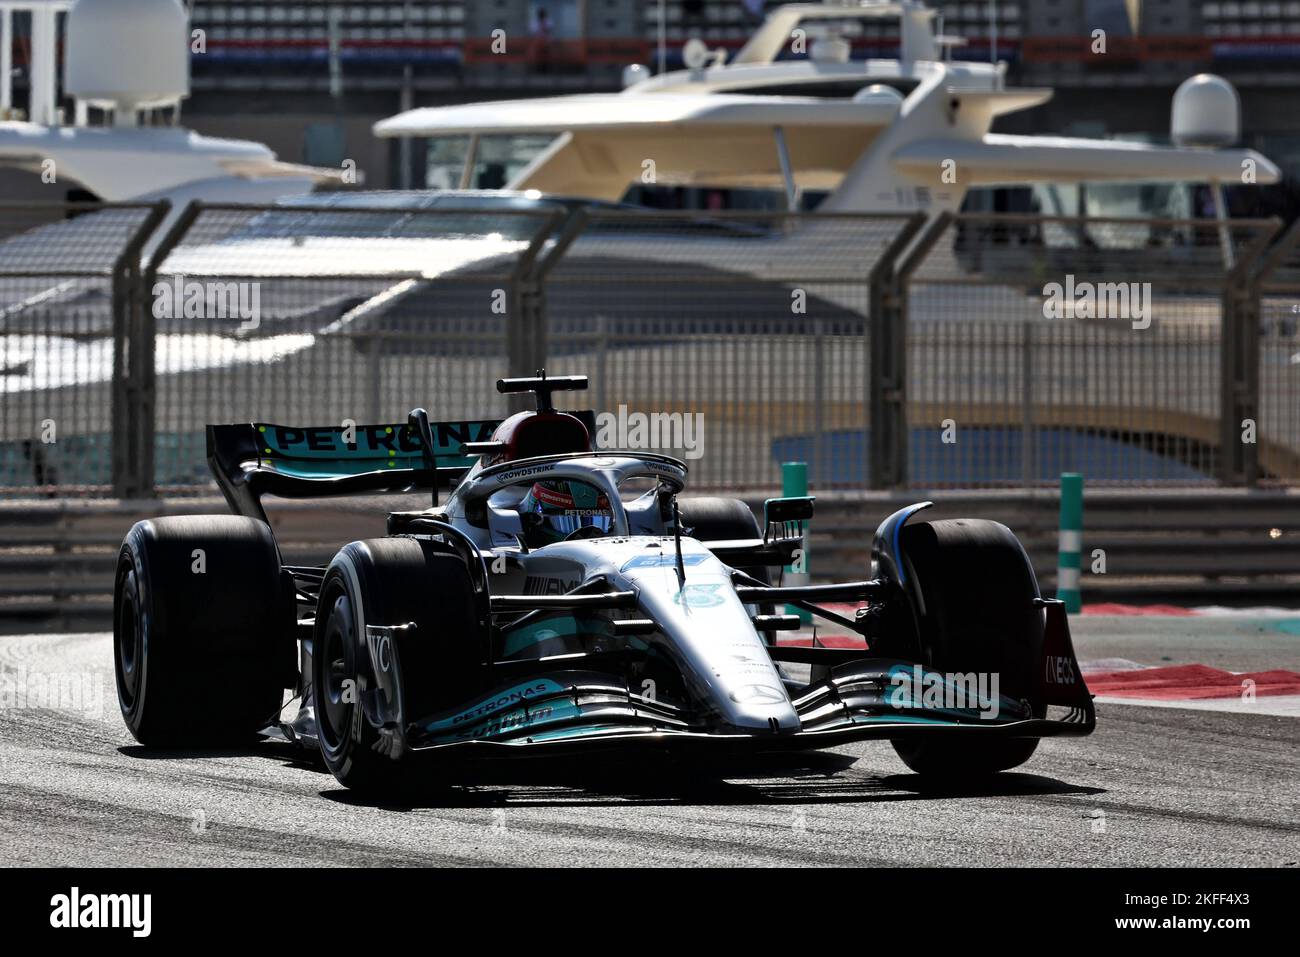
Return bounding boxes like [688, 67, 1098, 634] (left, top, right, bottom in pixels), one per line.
[1096, 695, 1300, 717]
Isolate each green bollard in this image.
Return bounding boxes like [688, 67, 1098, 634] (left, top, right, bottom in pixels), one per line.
[782, 462, 812, 623]
[1057, 472, 1083, 614]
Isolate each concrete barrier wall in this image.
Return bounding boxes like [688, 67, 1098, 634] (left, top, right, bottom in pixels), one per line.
[749, 489, 1300, 606]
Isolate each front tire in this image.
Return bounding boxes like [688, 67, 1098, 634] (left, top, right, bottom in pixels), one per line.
[114, 516, 289, 747]
[312, 538, 484, 791]
[889, 519, 1045, 778]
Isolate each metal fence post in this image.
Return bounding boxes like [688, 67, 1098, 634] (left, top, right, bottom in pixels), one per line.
[812, 318, 825, 487]
[868, 213, 943, 489]
[110, 242, 133, 497]
[1021, 319, 1035, 488]
[506, 270, 531, 386]
[505, 214, 554, 385]
[1217, 221, 1280, 487]
[111, 201, 170, 499]
[501, 209, 575, 411]
[132, 200, 201, 500]
[595, 312, 608, 415]
[1219, 282, 1259, 486]
[526, 205, 589, 372]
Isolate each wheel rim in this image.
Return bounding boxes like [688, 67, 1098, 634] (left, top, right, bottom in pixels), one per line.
[114, 563, 143, 710]
[317, 589, 356, 754]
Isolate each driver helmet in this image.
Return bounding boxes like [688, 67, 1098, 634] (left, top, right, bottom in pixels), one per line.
[519, 480, 612, 547]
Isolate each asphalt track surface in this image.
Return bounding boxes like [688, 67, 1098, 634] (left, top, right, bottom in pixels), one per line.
[1, 617, 1298, 867]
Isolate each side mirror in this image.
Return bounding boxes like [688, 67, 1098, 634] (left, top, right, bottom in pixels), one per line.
[407, 407, 438, 507]
[763, 496, 815, 544]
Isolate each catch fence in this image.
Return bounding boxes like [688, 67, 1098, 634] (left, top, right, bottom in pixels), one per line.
[0, 199, 1292, 496]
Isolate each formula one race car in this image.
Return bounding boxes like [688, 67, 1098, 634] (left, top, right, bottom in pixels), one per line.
[113, 373, 1095, 792]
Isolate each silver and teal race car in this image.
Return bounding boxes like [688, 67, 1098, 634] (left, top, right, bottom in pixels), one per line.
[113, 373, 1095, 792]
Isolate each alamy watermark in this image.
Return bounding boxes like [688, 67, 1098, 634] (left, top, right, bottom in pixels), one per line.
[152, 275, 262, 332]
[1043, 274, 1152, 330]
[594, 404, 705, 460]
[50, 887, 151, 937]
[888, 666, 1002, 720]
[0, 666, 104, 717]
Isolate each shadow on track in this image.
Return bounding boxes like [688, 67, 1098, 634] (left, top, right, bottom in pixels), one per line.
[118, 741, 332, 775]
[316, 751, 1105, 811]
[118, 740, 1104, 810]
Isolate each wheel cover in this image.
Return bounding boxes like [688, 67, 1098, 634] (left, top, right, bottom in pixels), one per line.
[317, 590, 357, 754]
[114, 564, 143, 710]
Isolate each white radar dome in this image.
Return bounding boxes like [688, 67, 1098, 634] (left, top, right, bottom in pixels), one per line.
[1171, 74, 1240, 148]
[853, 84, 905, 106]
[622, 63, 650, 89]
[682, 38, 711, 71]
[65, 0, 190, 112]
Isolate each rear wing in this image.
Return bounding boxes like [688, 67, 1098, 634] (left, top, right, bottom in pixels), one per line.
[208, 412, 599, 522]
[206, 419, 492, 522]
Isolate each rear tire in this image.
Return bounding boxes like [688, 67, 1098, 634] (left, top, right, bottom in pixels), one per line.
[312, 538, 484, 792]
[678, 497, 760, 541]
[679, 496, 770, 586]
[889, 519, 1044, 778]
[114, 516, 289, 748]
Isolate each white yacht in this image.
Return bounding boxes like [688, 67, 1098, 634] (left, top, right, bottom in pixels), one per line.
[376, 0, 1280, 222]
[0, 0, 1280, 232]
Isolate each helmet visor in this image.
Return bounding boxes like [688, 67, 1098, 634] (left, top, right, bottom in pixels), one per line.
[524, 481, 613, 542]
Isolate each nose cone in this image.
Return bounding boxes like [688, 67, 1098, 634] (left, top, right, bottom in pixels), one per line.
[619, 541, 800, 732]
[715, 656, 801, 733]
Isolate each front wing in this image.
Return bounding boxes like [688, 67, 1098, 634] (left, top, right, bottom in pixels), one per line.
[398, 603, 1095, 756]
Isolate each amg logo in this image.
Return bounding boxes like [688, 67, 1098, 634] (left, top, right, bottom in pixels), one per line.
[50, 887, 151, 937]
[524, 576, 578, 596]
